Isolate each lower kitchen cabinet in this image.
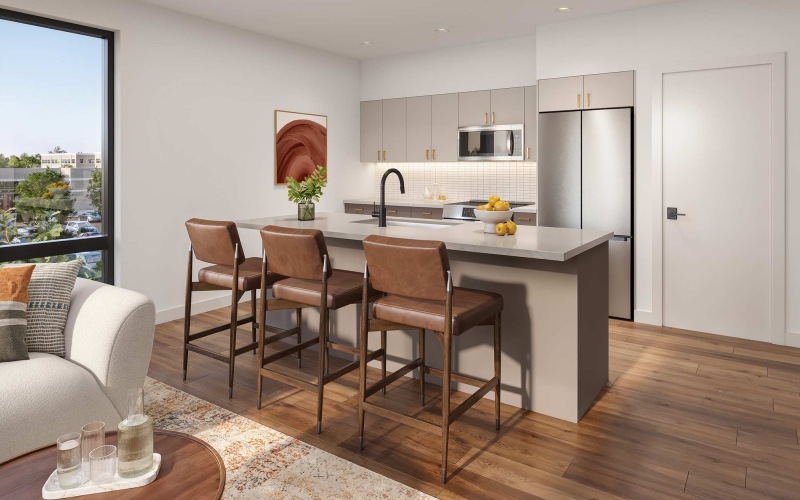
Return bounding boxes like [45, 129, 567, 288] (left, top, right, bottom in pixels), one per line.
[513, 213, 537, 226]
[344, 203, 412, 218]
[411, 207, 443, 219]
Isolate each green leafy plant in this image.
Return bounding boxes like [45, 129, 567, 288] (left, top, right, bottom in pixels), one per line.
[286, 165, 327, 204]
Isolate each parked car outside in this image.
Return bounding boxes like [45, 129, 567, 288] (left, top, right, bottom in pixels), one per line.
[64, 220, 94, 236]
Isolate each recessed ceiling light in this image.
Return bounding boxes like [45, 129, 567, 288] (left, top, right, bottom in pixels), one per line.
[359, 41, 373, 46]
[434, 28, 449, 33]
[555, 7, 572, 13]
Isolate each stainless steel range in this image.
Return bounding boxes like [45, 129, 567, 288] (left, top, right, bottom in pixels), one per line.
[443, 200, 534, 221]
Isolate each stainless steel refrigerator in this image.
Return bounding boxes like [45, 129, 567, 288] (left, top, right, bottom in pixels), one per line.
[538, 108, 633, 319]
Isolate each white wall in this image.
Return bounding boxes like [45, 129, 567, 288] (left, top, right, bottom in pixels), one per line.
[0, 0, 368, 321]
[536, 0, 800, 339]
[360, 34, 536, 100]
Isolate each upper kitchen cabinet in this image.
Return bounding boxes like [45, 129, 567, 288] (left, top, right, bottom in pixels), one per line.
[490, 87, 525, 125]
[406, 96, 432, 162]
[382, 98, 407, 162]
[458, 90, 491, 127]
[431, 93, 458, 162]
[583, 71, 634, 109]
[538, 76, 584, 112]
[360, 100, 382, 162]
[524, 85, 537, 161]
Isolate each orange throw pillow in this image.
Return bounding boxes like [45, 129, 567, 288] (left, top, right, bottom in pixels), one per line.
[0, 265, 35, 362]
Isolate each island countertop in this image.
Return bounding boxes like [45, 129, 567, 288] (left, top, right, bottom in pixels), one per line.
[236, 212, 611, 261]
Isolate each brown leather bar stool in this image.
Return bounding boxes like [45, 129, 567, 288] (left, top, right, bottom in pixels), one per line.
[183, 219, 282, 397]
[358, 235, 503, 484]
[257, 226, 384, 434]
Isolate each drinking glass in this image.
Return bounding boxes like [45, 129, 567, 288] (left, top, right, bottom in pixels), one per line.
[56, 432, 82, 489]
[89, 445, 117, 484]
[81, 421, 105, 474]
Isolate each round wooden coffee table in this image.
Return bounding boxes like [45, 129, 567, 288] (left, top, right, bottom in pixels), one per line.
[0, 430, 225, 499]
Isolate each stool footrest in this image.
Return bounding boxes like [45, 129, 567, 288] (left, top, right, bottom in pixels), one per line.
[233, 342, 259, 356]
[423, 366, 487, 388]
[259, 367, 317, 393]
[361, 400, 440, 435]
[327, 341, 359, 356]
[322, 359, 361, 385]
[188, 315, 255, 342]
[186, 343, 229, 364]
[263, 326, 301, 343]
[365, 357, 422, 399]
[262, 337, 318, 366]
[448, 376, 498, 425]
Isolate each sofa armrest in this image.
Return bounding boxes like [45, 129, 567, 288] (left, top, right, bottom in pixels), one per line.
[64, 279, 156, 418]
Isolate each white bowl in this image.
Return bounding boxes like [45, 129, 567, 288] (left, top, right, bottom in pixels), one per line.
[474, 209, 513, 233]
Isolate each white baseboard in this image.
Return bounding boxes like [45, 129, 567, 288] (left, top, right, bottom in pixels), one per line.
[785, 331, 800, 348]
[633, 309, 660, 326]
[156, 294, 246, 324]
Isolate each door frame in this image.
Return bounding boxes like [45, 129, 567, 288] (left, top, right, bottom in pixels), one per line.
[650, 53, 786, 344]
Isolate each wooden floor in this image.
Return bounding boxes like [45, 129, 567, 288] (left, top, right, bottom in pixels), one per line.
[149, 309, 800, 499]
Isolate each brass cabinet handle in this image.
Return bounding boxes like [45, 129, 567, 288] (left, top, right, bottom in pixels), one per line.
[426, 149, 429, 160]
[387, 209, 397, 214]
[577, 93, 581, 108]
[484, 112, 488, 124]
[421, 211, 432, 215]
[383, 150, 386, 161]
[518, 217, 531, 221]
[353, 208, 364, 212]
[526, 147, 530, 160]
[432, 149, 436, 160]
[587, 93, 591, 107]
[491, 111, 495, 124]
[377, 149, 380, 161]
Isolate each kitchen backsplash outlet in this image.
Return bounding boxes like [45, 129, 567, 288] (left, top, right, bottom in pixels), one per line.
[373, 162, 537, 203]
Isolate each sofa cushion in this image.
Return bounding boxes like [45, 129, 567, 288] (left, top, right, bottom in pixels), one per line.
[0, 266, 35, 362]
[0, 353, 122, 463]
[3, 261, 81, 357]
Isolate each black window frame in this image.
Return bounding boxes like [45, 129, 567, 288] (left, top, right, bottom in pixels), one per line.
[0, 8, 115, 284]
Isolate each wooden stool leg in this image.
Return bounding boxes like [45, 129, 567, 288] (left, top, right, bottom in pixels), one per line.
[182, 248, 192, 381]
[418, 329, 426, 406]
[357, 318, 368, 450]
[494, 313, 501, 431]
[250, 289, 257, 354]
[324, 313, 331, 377]
[380, 330, 387, 395]
[441, 331, 452, 484]
[256, 306, 265, 409]
[228, 287, 239, 398]
[296, 308, 303, 368]
[316, 306, 328, 434]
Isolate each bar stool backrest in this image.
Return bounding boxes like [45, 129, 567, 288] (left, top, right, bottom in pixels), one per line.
[363, 235, 450, 301]
[260, 225, 330, 280]
[185, 218, 245, 265]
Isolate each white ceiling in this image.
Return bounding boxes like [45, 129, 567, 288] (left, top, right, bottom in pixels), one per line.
[137, 0, 680, 60]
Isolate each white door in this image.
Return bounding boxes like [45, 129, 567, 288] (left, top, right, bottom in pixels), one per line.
[663, 64, 773, 341]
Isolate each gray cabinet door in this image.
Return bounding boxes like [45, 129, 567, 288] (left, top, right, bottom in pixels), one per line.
[360, 100, 382, 162]
[537, 111, 581, 229]
[431, 93, 458, 162]
[524, 86, 537, 161]
[583, 71, 634, 109]
[490, 87, 524, 125]
[538, 76, 584, 112]
[458, 90, 490, 127]
[406, 96, 432, 162]
[382, 98, 406, 162]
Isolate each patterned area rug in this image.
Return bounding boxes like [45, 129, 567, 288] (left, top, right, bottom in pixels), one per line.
[144, 378, 432, 499]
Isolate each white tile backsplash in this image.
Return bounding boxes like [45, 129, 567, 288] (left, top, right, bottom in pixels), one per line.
[373, 162, 537, 203]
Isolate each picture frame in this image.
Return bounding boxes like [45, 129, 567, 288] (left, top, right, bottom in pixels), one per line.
[274, 110, 328, 185]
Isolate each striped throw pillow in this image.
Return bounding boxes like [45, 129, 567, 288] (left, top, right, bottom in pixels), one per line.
[0, 266, 35, 362]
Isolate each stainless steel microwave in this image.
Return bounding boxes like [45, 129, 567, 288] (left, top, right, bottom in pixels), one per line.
[458, 124, 524, 161]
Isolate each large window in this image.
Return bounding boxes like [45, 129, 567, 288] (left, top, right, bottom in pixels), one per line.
[0, 9, 114, 283]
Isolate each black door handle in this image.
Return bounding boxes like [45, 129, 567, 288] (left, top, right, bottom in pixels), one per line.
[666, 207, 686, 220]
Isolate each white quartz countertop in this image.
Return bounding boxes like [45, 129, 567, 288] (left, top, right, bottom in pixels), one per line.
[343, 197, 538, 213]
[236, 212, 610, 261]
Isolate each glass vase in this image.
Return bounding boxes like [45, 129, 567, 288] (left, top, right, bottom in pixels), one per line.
[297, 202, 315, 221]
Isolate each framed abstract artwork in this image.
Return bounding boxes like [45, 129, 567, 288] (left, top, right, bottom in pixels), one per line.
[274, 110, 328, 184]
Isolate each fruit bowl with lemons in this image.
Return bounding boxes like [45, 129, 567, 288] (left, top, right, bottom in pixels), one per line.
[474, 195, 518, 236]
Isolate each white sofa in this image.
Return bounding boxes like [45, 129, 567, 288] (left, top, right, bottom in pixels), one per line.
[0, 278, 155, 463]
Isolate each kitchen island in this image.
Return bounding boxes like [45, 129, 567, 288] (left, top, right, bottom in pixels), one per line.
[237, 212, 612, 423]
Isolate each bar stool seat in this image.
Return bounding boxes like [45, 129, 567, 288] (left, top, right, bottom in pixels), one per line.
[374, 288, 503, 335]
[272, 270, 364, 309]
[198, 257, 279, 291]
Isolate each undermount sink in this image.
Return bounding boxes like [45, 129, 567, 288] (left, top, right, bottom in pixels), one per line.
[351, 217, 457, 230]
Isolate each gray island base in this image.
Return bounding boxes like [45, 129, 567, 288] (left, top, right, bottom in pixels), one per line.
[237, 212, 611, 423]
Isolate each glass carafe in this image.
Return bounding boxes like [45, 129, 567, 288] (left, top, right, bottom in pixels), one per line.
[117, 388, 154, 478]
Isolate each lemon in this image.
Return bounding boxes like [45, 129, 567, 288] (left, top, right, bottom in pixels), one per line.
[475, 204, 487, 211]
[495, 223, 508, 236]
[487, 199, 497, 208]
[489, 195, 500, 204]
[506, 220, 517, 235]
